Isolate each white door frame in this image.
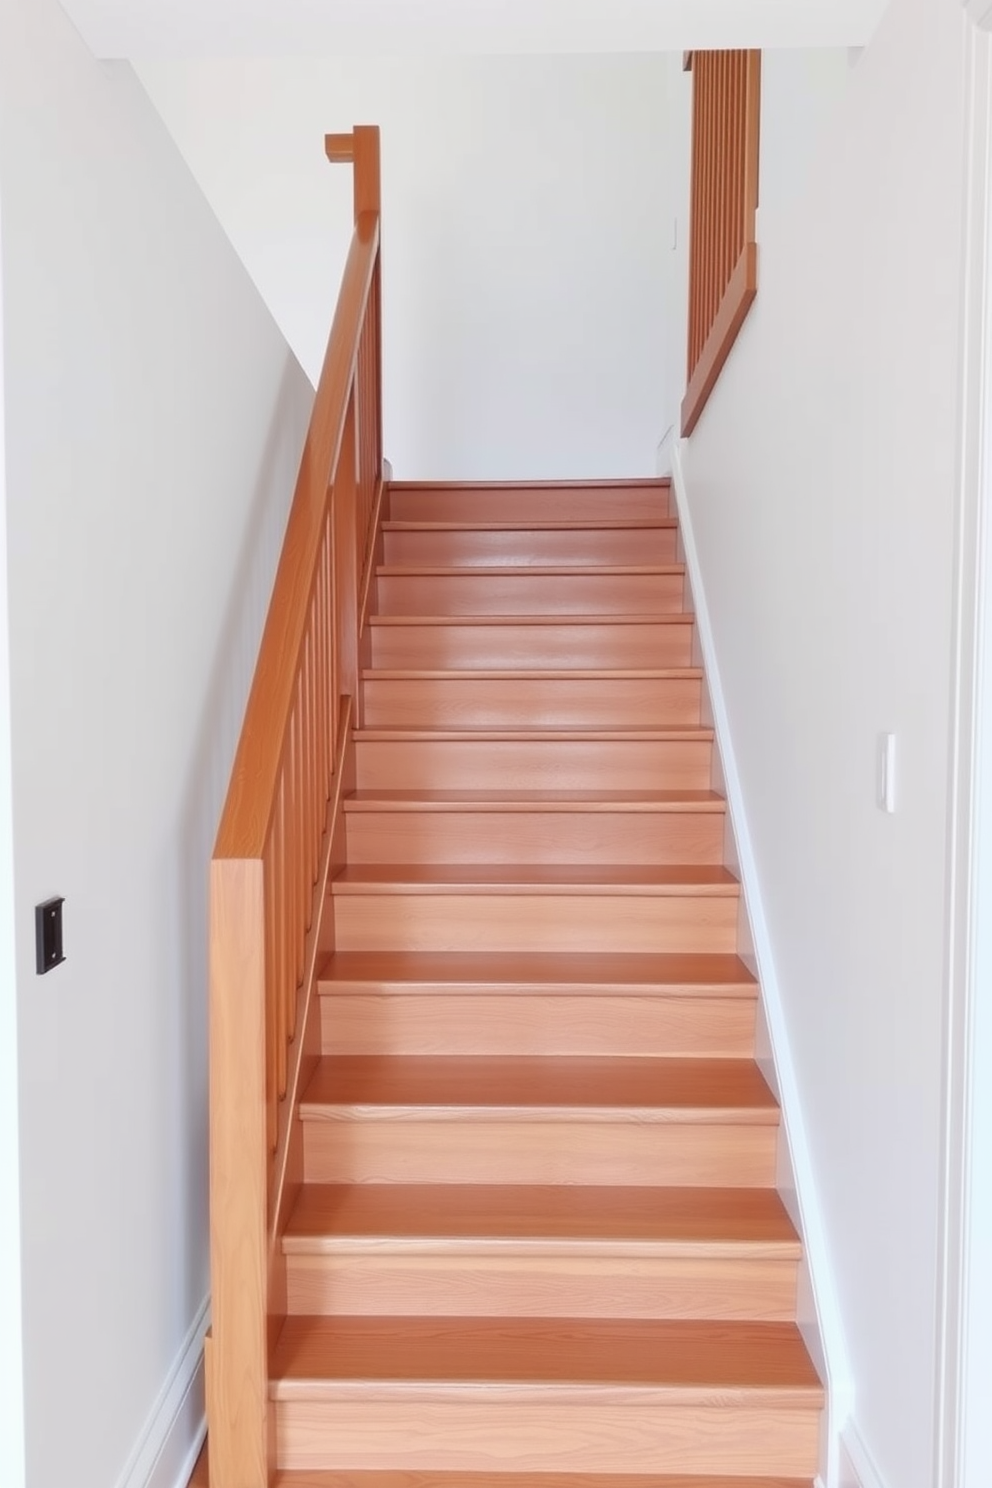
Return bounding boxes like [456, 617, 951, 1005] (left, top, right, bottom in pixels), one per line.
[0, 176, 27, 1488]
[937, 10, 992, 1486]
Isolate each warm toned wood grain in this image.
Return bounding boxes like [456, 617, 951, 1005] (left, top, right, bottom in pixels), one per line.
[301, 1055, 776, 1114]
[208, 861, 269, 1488]
[386, 481, 671, 524]
[274, 1477, 811, 1488]
[209, 126, 385, 1488]
[331, 863, 739, 892]
[375, 567, 686, 617]
[318, 948, 757, 992]
[191, 1457, 814, 1488]
[284, 1183, 797, 1248]
[214, 213, 379, 861]
[192, 1457, 813, 1488]
[360, 672, 703, 729]
[331, 895, 737, 955]
[283, 1187, 799, 1316]
[319, 990, 754, 1059]
[682, 241, 758, 438]
[272, 1315, 820, 1392]
[683, 52, 761, 436]
[368, 615, 696, 669]
[275, 1399, 820, 1475]
[302, 1117, 777, 1188]
[353, 732, 714, 792]
[381, 523, 678, 567]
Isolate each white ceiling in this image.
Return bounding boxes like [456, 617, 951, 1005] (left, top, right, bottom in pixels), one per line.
[59, 0, 888, 58]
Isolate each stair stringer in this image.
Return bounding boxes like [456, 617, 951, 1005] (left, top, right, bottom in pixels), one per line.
[671, 435, 852, 1488]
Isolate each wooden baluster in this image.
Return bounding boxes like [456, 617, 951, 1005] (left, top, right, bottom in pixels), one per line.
[334, 396, 360, 704]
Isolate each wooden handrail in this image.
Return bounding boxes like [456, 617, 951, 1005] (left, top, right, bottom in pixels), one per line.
[206, 125, 383, 1488]
[681, 50, 761, 436]
[214, 213, 379, 859]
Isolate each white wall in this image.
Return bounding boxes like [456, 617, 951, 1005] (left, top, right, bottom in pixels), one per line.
[0, 0, 314, 1483]
[677, 1, 968, 1485]
[0, 180, 26, 1488]
[136, 54, 673, 480]
[57, 0, 892, 60]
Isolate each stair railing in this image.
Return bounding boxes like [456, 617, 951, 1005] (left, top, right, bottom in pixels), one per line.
[205, 125, 383, 1488]
[681, 50, 761, 436]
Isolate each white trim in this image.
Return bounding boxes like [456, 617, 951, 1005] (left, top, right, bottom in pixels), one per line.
[965, 0, 992, 34]
[841, 1420, 889, 1488]
[670, 437, 853, 1485]
[936, 19, 992, 1488]
[113, 1297, 208, 1488]
[0, 172, 26, 1488]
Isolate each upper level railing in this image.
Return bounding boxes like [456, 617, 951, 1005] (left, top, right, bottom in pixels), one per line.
[681, 50, 761, 436]
[205, 125, 383, 1488]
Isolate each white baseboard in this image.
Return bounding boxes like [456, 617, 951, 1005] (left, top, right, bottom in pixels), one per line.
[114, 1296, 209, 1488]
[669, 439, 854, 1476]
[841, 1420, 890, 1488]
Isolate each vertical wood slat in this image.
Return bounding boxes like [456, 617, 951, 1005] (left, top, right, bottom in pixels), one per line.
[682, 51, 762, 437]
[208, 126, 382, 1488]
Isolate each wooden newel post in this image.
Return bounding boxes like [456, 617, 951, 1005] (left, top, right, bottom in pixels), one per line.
[325, 124, 381, 223]
[324, 125, 384, 698]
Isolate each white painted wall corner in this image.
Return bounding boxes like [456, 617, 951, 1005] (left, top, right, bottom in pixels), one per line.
[670, 435, 853, 1485]
[113, 1298, 208, 1488]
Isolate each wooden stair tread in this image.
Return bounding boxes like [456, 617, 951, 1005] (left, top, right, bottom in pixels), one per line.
[362, 668, 702, 680]
[274, 1476, 812, 1488]
[376, 564, 686, 578]
[331, 864, 739, 895]
[283, 1184, 799, 1253]
[387, 479, 671, 489]
[343, 790, 724, 813]
[300, 1056, 777, 1118]
[383, 519, 678, 532]
[269, 1316, 822, 1399]
[354, 726, 714, 741]
[318, 950, 757, 993]
[368, 613, 694, 626]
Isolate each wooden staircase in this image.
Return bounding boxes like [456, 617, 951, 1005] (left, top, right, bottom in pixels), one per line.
[265, 478, 823, 1484]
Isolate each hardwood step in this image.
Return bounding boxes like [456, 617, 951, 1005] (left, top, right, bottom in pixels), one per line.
[375, 567, 686, 617]
[342, 789, 725, 866]
[299, 1056, 778, 1186]
[329, 864, 740, 954]
[317, 949, 756, 1058]
[361, 670, 703, 729]
[282, 1184, 800, 1320]
[353, 728, 714, 792]
[381, 520, 679, 567]
[368, 615, 696, 669]
[270, 1316, 821, 1475]
[386, 480, 671, 524]
[274, 1477, 812, 1488]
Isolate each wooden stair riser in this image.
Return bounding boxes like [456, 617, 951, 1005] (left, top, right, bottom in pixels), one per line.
[376, 571, 685, 617]
[361, 675, 702, 729]
[354, 739, 714, 792]
[330, 891, 739, 955]
[369, 619, 696, 670]
[302, 1118, 777, 1188]
[320, 989, 756, 1059]
[387, 483, 672, 524]
[284, 1251, 799, 1321]
[343, 807, 725, 866]
[382, 527, 679, 567]
[274, 1399, 819, 1476]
